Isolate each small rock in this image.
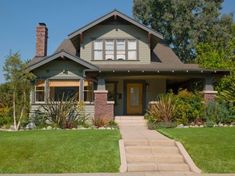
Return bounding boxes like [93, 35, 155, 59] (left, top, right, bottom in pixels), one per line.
[230, 124, 233, 127]
[106, 127, 112, 130]
[176, 124, 184, 128]
[72, 128, 77, 130]
[224, 124, 228, 127]
[42, 127, 46, 130]
[45, 119, 53, 125]
[184, 126, 189, 128]
[199, 125, 204, 128]
[46, 126, 52, 130]
[25, 122, 36, 130]
[213, 124, 218, 127]
[99, 127, 105, 129]
[219, 123, 224, 127]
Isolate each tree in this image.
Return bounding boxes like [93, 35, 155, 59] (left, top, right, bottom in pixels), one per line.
[3, 52, 35, 130]
[196, 22, 235, 99]
[133, 0, 233, 62]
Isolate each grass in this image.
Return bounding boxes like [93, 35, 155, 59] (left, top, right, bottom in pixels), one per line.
[0, 130, 120, 173]
[159, 128, 235, 173]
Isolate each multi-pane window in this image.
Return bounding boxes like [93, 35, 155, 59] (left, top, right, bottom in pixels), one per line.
[35, 80, 45, 102]
[127, 40, 137, 60]
[105, 40, 114, 60]
[93, 39, 137, 60]
[94, 40, 103, 60]
[116, 39, 126, 60]
[84, 80, 94, 102]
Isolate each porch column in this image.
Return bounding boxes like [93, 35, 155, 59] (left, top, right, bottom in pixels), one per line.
[94, 78, 114, 121]
[203, 77, 217, 102]
[79, 79, 84, 101]
[45, 79, 49, 103]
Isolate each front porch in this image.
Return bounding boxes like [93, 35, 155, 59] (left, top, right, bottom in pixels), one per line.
[30, 71, 220, 120]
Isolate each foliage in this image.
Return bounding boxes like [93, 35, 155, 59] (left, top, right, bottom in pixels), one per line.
[133, 0, 233, 62]
[205, 101, 235, 124]
[76, 101, 90, 127]
[147, 93, 175, 123]
[204, 120, 215, 128]
[160, 128, 235, 173]
[106, 120, 118, 129]
[219, 80, 235, 103]
[174, 89, 204, 125]
[0, 130, 120, 173]
[2, 52, 35, 130]
[147, 120, 176, 130]
[41, 95, 89, 129]
[92, 117, 109, 128]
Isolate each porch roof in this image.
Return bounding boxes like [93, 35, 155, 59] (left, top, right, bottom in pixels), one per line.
[92, 63, 229, 75]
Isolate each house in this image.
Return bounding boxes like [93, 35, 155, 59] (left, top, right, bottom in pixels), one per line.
[28, 10, 227, 120]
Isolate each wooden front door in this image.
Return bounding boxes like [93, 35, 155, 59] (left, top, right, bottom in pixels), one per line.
[127, 83, 143, 115]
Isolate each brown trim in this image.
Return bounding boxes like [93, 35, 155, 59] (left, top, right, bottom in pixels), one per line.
[123, 80, 146, 115]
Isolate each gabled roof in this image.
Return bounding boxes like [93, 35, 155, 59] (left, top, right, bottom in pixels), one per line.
[68, 9, 163, 40]
[28, 51, 98, 71]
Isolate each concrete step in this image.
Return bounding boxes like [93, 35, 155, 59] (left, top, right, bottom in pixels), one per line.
[115, 119, 146, 123]
[158, 163, 190, 171]
[115, 116, 144, 120]
[127, 163, 156, 172]
[126, 154, 184, 163]
[124, 139, 175, 146]
[125, 146, 179, 154]
[118, 123, 147, 127]
[127, 163, 190, 172]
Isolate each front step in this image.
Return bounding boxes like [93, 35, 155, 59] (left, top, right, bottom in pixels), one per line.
[124, 139, 175, 146]
[126, 154, 184, 163]
[127, 163, 190, 172]
[125, 146, 179, 154]
[115, 116, 144, 120]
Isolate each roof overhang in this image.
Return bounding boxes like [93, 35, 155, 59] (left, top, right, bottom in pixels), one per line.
[27, 51, 99, 71]
[68, 10, 163, 40]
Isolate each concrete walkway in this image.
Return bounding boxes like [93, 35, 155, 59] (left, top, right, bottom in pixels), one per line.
[115, 116, 195, 173]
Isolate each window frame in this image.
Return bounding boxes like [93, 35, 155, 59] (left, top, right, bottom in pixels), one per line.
[35, 80, 45, 103]
[92, 39, 138, 61]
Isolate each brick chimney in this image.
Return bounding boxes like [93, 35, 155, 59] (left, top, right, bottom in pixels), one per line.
[36, 23, 48, 57]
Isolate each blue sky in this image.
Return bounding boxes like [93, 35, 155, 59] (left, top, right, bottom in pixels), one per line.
[0, 0, 234, 83]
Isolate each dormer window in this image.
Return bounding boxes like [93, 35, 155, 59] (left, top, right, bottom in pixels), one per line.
[105, 40, 114, 60]
[93, 39, 137, 61]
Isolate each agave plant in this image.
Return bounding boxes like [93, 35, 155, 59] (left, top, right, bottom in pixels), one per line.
[148, 93, 175, 122]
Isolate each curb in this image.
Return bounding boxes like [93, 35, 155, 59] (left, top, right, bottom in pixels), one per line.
[175, 141, 201, 174]
[119, 139, 127, 172]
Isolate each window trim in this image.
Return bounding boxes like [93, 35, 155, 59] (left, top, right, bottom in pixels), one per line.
[34, 80, 45, 103]
[92, 38, 139, 61]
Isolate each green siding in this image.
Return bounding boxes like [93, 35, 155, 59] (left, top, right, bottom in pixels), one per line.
[80, 24, 151, 64]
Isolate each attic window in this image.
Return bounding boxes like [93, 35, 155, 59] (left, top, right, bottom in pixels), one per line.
[93, 39, 137, 60]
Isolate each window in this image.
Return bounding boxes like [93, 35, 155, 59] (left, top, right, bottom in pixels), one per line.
[84, 80, 94, 102]
[94, 40, 103, 60]
[106, 82, 117, 102]
[127, 40, 137, 60]
[35, 80, 45, 102]
[49, 80, 79, 101]
[105, 40, 114, 60]
[93, 39, 137, 60]
[116, 39, 126, 60]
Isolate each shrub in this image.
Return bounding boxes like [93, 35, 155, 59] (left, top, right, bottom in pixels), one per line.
[41, 94, 90, 129]
[147, 93, 175, 123]
[93, 118, 107, 128]
[174, 89, 204, 125]
[204, 120, 215, 128]
[205, 101, 235, 124]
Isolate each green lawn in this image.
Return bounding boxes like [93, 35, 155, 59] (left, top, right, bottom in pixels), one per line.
[159, 128, 235, 173]
[0, 130, 120, 173]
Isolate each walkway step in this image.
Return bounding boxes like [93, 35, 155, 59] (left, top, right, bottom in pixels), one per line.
[115, 116, 144, 120]
[125, 146, 179, 154]
[126, 154, 184, 163]
[115, 119, 146, 123]
[124, 139, 175, 146]
[158, 163, 190, 171]
[127, 163, 190, 172]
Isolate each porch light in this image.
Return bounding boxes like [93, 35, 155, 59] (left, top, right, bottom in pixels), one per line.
[142, 70, 145, 72]
[156, 70, 160, 73]
[186, 70, 188, 72]
[113, 70, 115, 72]
[201, 70, 204, 73]
[172, 70, 175, 72]
[128, 70, 130, 72]
[214, 70, 217, 73]
[99, 70, 102, 73]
